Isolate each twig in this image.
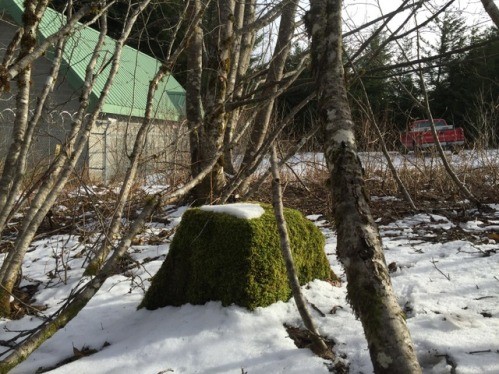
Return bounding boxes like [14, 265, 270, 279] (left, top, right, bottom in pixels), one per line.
[283, 162, 311, 193]
[430, 258, 451, 280]
[466, 243, 489, 256]
[468, 349, 492, 354]
[309, 302, 326, 317]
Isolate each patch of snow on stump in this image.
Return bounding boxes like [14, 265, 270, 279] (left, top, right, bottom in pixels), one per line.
[200, 203, 265, 220]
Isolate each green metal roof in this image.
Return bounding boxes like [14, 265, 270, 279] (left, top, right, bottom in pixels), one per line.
[2, 0, 186, 121]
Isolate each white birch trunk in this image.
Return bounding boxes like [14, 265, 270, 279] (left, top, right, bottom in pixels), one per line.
[0, 1, 49, 233]
[0, 37, 66, 238]
[186, 0, 208, 202]
[223, 0, 246, 174]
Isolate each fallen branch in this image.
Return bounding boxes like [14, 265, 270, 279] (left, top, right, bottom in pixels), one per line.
[468, 349, 493, 354]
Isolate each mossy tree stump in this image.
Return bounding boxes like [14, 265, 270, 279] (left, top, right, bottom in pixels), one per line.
[140, 203, 336, 310]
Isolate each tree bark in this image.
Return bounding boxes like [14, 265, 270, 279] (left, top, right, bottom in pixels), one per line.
[0, 36, 66, 239]
[223, 0, 247, 174]
[0, 0, 48, 235]
[238, 0, 297, 194]
[308, 0, 421, 372]
[480, 0, 499, 28]
[0, 1, 151, 317]
[0, 196, 161, 373]
[188, 0, 234, 204]
[270, 145, 331, 358]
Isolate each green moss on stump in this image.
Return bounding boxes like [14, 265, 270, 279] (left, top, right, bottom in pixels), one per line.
[140, 203, 336, 310]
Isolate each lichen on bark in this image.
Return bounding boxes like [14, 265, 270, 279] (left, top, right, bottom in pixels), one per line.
[308, 0, 422, 372]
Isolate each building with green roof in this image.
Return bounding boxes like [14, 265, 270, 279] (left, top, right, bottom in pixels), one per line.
[0, 0, 188, 182]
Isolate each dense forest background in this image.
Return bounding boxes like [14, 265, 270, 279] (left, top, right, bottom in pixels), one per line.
[281, 17, 499, 150]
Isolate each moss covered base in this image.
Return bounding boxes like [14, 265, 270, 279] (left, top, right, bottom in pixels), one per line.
[140, 203, 336, 310]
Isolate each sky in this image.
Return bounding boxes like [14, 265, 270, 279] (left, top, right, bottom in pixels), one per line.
[343, 0, 494, 31]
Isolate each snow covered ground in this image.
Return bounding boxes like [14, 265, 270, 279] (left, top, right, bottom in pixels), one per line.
[271, 149, 499, 177]
[1, 198, 498, 373]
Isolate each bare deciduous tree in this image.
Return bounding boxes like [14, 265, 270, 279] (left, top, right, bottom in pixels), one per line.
[308, 0, 421, 372]
[238, 0, 298, 194]
[0, 0, 152, 317]
[85, 1, 198, 274]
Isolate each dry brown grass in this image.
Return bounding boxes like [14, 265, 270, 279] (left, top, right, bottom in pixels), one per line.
[250, 150, 499, 220]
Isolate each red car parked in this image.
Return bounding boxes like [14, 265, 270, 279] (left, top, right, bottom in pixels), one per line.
[400, 119, 465, 153]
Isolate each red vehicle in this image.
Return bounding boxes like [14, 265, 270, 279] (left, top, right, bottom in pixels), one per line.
[400, 119, 465, 153]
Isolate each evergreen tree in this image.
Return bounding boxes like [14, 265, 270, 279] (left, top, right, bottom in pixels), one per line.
[425, 12, 468, 122]
[349, 31, 393, 121]
[445, 28, 499, 145]
[386, 37, 425, 131]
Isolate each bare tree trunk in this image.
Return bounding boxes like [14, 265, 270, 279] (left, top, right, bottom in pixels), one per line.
[269, 145, 331, 357]
[186, 0, 210, 204]
[85, 3, 196, 274]
[0, 0, 49, 235]
[223, 0, 247, 174]
[223, 0, 279, 174]
[480, 0, 499, 28]
[188, 0, 234, 204]
[0, 37, 66, 238]
[0, 1, 151, 317]
[308, 0, 421, 372]
[238, 0, 297, 194]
